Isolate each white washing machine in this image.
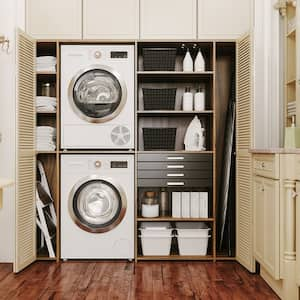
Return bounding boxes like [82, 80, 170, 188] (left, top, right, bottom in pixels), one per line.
[61, 45, 134, 149]
[61, 154, 134, 259]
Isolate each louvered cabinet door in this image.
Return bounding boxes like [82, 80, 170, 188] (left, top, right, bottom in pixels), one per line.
[296, 181, 300, 286]
[236, 34, 255, 272]
[14, 30, 36, 273]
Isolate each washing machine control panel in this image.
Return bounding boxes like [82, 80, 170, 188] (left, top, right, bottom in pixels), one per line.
[110, 51, 128, 59]
[111, 161, 128, 168]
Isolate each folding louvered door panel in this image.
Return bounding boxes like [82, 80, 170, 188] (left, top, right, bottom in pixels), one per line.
[236, 34, 255, 272]
[297, 181, 300, 286]
[14, 30, 36, 273]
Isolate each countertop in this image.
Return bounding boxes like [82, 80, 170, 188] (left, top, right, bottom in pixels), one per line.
[0, 178, 14, 188]
[0, 178, 14, 209]
[250, 148, 300, 154]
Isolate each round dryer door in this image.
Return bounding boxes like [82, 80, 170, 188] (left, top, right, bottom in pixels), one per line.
[69, 65, 127, 123]
[69, 176, 127, 233]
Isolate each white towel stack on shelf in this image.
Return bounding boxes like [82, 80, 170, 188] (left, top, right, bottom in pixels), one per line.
[36, 96, 57, 113]
[36, 126, 56, 151]
[287, 101, 296, 117]
[36, 56, 56, 72]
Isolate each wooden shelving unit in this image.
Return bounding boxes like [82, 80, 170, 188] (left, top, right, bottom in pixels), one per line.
[285, 2, 297, 126]
[36, 41, 60, 262]
[135, 41, 216, 261]
[137, 217, 214, 222]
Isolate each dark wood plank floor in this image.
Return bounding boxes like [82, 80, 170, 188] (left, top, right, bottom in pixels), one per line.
[0, 261, 279, 299]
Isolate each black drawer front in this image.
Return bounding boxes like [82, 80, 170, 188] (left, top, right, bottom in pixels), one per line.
[138, 169, 212, 179]
[138, 161, 211, 170]
[138, 178, 212, 188]
[138, 153, 212, 162]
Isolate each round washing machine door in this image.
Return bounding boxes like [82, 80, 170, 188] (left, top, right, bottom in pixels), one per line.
[68, 65, 127, 123]
[69, 176, 127, 233]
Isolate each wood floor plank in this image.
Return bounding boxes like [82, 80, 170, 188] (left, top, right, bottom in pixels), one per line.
[0, 261, 279, 300]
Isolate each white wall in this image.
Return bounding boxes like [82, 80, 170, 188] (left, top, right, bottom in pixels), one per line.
[0, 0, 25, 262]
[253, 0, 281, 148]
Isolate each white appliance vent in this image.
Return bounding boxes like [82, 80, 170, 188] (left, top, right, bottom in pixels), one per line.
[111, 126, 130, 146]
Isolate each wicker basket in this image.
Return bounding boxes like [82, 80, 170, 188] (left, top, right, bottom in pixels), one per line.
[143, 48, 177, 71]
[143, 128, 177, 151]
[143, 88, 176, 110]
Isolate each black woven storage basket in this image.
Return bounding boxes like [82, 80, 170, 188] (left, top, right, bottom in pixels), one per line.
[142, 88, 176, 110]
[143, 48, 177, 71]
[143, 128, 177, 151]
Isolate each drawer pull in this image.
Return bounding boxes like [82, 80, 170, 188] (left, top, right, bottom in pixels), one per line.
[167, 173, 184, 177]
[167, 165, 184, 169]
[261, 162, 265, 168]
[167, 156, 184, 161]
[167, 182, 185, 186]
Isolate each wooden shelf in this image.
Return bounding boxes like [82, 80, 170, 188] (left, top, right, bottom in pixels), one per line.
[137, 150, 214, 154]
[59, 150, 135, 154]
[137, 71, 213, 82]
[137, 110, 214, 115]
[36, 151, 57, 154]
[216, 256, 236, 261]
[137, 255, 214, 261]
[37, 111, 56, 115]
[37, 256, 57, 261]
[36, 71, 56, 75]
[138, 71, 213, 75]
[137, 217, 214, 222]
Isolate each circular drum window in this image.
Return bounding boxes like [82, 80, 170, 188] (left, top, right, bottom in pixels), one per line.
[69, 177, 127, 233]
[69, 66, 127, 123]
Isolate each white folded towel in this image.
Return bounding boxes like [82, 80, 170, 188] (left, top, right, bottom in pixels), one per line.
[36, 56, 56, 64]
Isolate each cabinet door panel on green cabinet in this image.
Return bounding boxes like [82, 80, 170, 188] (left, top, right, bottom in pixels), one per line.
[140, 0, 197, 39]
[198, 0, 251, 39]
[26, 0, 82, 39]
[83, 0, 139, 39]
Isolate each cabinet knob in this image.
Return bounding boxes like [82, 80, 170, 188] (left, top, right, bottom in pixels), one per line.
[261, 162, 265, 168]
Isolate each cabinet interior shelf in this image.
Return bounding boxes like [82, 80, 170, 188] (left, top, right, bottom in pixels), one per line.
[137, 255, 214, 261]
[137, 217, 214, 222]
[37, 256, 57, 261]
[36, 71, 56, 75]
[137, 150, 214, 154]
[36, 151, 57, 154]
[37, 111, 56, 115]
[137, 110, 214, 115]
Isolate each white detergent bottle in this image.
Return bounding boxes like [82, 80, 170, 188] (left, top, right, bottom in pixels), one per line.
[194, 48, 205, 72]
[183, 48, 193, 72]
[194, 87, 205, 111]
[182, 87, 193, 111]
[184, 116, 206, 151]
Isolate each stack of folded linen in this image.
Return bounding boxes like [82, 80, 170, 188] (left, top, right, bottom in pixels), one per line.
[36, 96, 57, 113]
[287, 101, 296, 117]
[36, 126, 56, 151]
[36, 56, 56, 72]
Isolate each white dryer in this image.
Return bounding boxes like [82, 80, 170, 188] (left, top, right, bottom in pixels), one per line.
[61, 154, 134, 259]
[61, 45, 134, 149]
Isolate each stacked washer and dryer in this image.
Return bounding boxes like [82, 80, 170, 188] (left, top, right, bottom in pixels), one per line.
[60, 45, 135, 259]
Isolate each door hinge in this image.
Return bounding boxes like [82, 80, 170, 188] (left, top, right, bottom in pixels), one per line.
[274, 0, 287, 16]
[274, 0, 297, 17]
